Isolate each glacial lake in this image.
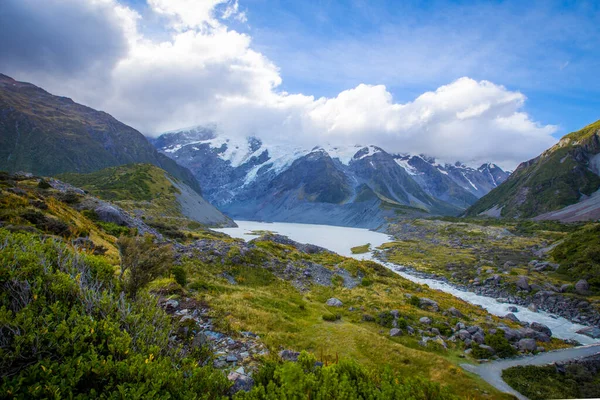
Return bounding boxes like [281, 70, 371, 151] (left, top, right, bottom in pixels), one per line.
[215, 220, 598, 345]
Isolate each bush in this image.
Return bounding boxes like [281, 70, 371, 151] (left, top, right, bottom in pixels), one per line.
[172, 264, 187, 287]
[235, 351, 457, 399]
[118, 234, 173, 299]
[323, 313, 341, 322]
[485, 330, 517, 358]
[408, 295, 421, 307]
[471, 344, 493, 359]
[378, 311, 394, 328]
[0, 229, 231, 399]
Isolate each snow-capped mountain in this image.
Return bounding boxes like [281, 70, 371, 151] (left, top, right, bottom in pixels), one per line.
[152, 127, 509, 228]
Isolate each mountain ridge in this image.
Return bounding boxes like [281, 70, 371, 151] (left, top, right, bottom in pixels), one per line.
[152, 126, 509, 228]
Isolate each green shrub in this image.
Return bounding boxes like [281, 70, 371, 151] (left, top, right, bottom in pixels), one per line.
[118, 234, 173, 299]
[323, 313, 341, 322]
[0, 229, 230, 399]
[471, 344, 493, 359]
[235, 351, 457, 399]
[172, 264, 187, 287]
[485, 330, 517, 358]
[408, 295, 421, 307]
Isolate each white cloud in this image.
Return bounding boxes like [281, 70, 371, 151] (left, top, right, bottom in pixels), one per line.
[0, 0, 558, 169]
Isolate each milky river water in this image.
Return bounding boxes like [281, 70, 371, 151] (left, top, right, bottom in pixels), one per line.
[215, 220, 597, 345]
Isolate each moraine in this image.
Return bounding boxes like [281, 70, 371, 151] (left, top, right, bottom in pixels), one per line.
[216, 220, 599, 345]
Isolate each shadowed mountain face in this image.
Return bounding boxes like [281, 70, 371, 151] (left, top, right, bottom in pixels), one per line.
[153, 127, 509, 228]
[0, 74, 201, 194]
[466, 120, 600, 220]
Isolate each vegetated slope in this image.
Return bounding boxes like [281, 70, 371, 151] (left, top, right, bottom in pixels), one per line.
[59, 163, 235, 228]
[0, 73, 201, 194]
[466, 119, 600, 219]
[0, 172, 520, 399]
[153, 128, 508, 228]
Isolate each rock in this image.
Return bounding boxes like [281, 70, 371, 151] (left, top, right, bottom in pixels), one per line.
[464, 348, 473, 355]
[455, 322, 466, 330]
[499, 327, 522, 342]
[447, 307, 464, 318]
[406, 326, 415, 335]
[560, 284, 573, 293]
[164, 299, 179, 310]
[507, 306, 519, 312]
[479, 344, 495, 354]
[389, 328, 403, 337]
[228, 372, 254, 393]
[326, 298, 343, 307]
[226, 355, 238, 362]
[467, 326, 480, 335]
[504, 313, 520, 323]
[496, 298, 509, 303]
[419, 298, 439, 311]
[472, 332, 485, 345]
[517, 338, 537, 352]
[537, 347, 546, 352]
[530, 322, 552, 337]
[534, 332, 551, 342]
[419, 317, 432, 325]
[575, 279, 590, 295]
[527, 303, 538, 312]
[576, 326, 600, 339]
[431, 328, 440, 336]
[362, 314, 375, 322]
[279, 350, 300, 362]
[516, 276, 530, 291]
[458, 330, 472, 341]
[390, 309, 400, 318]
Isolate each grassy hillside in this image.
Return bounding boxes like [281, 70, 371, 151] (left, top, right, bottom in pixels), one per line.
[59, 163, 234, 229]
[0, 74, 201, 194]
[0, 172, 523, 399]
[466, 119, 600, 219]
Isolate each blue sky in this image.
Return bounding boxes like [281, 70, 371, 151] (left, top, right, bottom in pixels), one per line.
[1, 0, 598, 167]
[128, 0, 600, 138]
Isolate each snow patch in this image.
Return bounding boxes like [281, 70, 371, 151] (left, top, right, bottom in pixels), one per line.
[394, 158, 419, 175]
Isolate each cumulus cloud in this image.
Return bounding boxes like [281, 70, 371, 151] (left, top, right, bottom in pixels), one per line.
[0, 0, 557, 168]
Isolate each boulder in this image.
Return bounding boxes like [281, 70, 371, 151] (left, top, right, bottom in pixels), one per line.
[389, 328, 403, 337]
[479, 344, 495, 354]
[419, 298, 439, 312]
[504, 313, 520, 323]
[576, 326, 600, 339]
[447, 307, 464, 318]
[575, 279, 590, 295]
[507, 306, 519, 312]
[516, 276, 530, 291]
[457, 329, 472, 341]
[279, 350, 300, 362]
[406, 326, 415, 335]
[326, 298, 343, 307]
[560, 284, 573, 293]
[472, 332, 485, 345]
[94, 204, 128, 225]
[530, 322, 552, 337]
[517, 338, 537, 352]
[419, 316, 432, 325]
[527, 303, 538, 312]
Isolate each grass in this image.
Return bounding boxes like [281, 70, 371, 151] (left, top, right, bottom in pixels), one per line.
[351, 243, 371, 254]
[177, 242, 524, 399]
[503, 363, 600, 400]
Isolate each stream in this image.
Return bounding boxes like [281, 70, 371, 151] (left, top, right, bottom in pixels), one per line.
[215, 220, 598, 345]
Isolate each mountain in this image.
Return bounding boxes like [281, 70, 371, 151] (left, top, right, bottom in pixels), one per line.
[466, 119, 600, 220]
[0, 73, 201, 194]
[152, 127, 508, 228]
[59, 164, 236, 228]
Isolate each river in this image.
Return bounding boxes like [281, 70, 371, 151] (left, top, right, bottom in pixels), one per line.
[215, 220, 598, 345]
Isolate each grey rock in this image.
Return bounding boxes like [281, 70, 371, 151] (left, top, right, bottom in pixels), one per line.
[576, 326, 600, 339]
[326, 298, 343, 307]
[419, 317, 432, 325]
[575, 279, 590, 294]
[447, 307, 464, 318]
[458, 330, 472, 341]
[472, 332, 485, 345]
[530, 322, 552, 337]
[527, 303, 538, 312]
[504, 313, 520, 323]
[389, 328, 403, 337]
[517, 338, 537, 352]
[279, 350, 300, 362]
[516, 276, 530, 291]
[419, 298, 439, 312]
[507, 306, 519, 312]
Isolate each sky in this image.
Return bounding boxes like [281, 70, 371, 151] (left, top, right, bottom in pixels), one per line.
[1, 0, 599, 169]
